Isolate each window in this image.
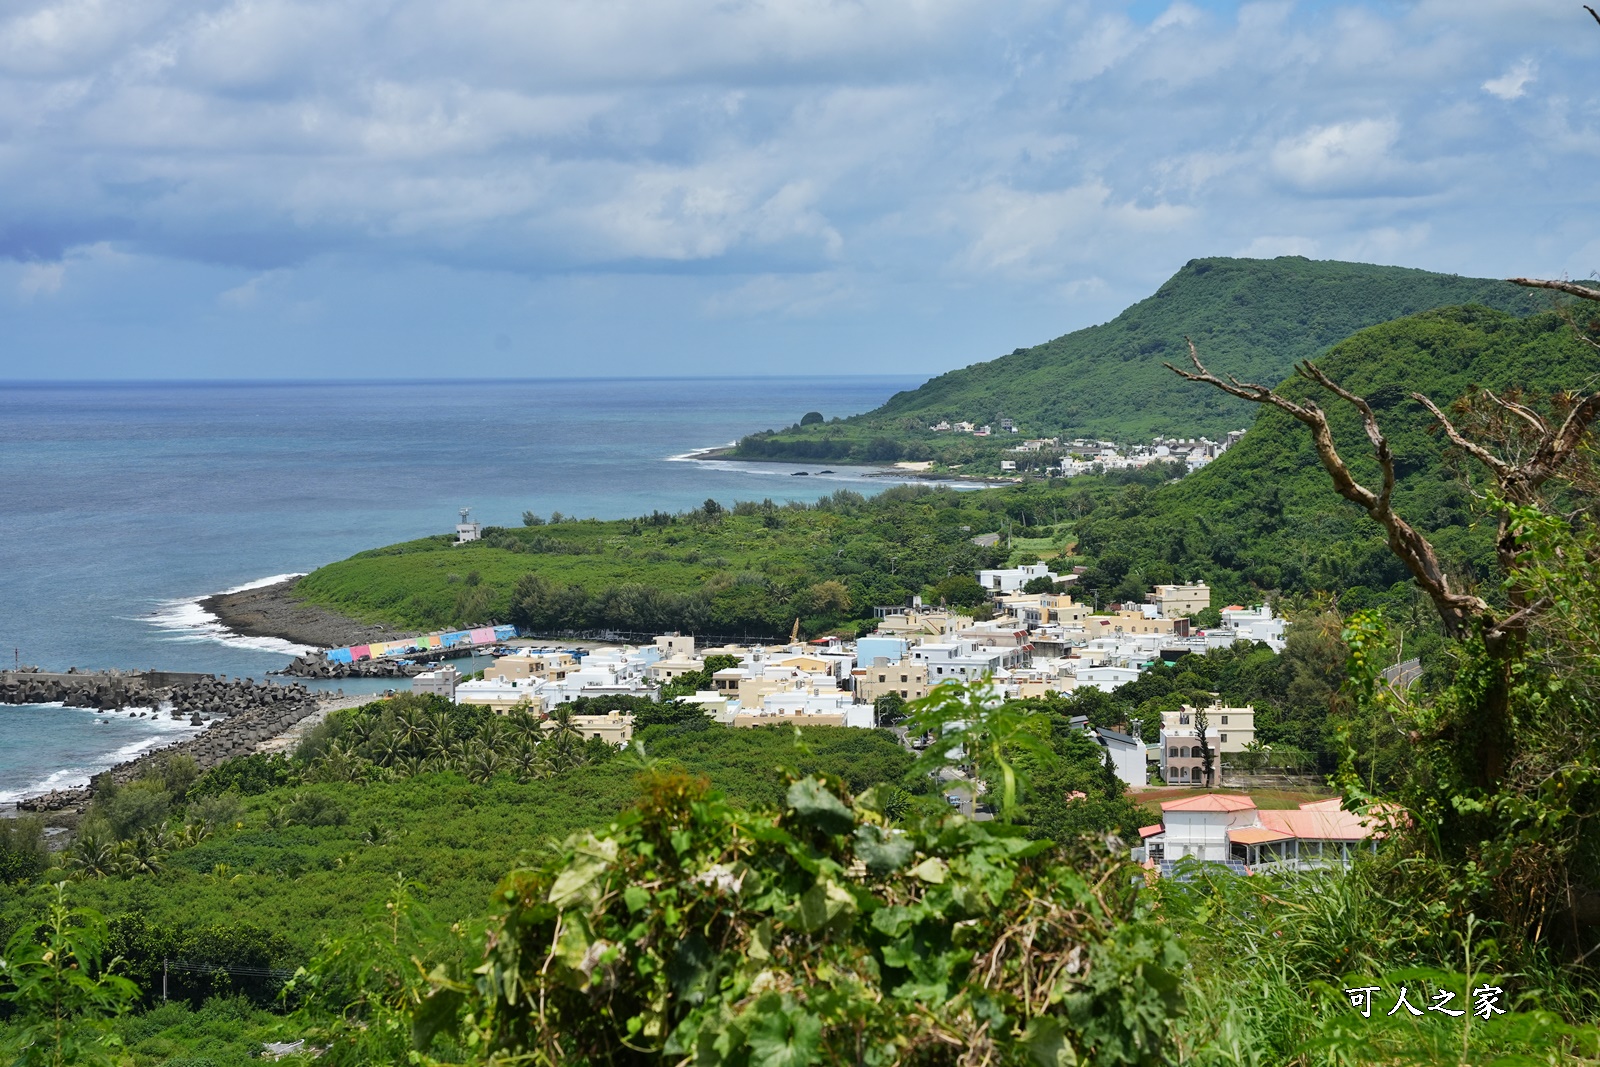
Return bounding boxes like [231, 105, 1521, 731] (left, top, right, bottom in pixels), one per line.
[1168, 747, 1177, 758]
[1179, 714, 1190, 725]
[1220, 733, 1228, 743]
[878, 675, 886, 683]
[1221, 715, 1229, 724]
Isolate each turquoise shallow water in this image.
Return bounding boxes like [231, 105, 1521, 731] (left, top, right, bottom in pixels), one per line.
[0, 376, 922, 799]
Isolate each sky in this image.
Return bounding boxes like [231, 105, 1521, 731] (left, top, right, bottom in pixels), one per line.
[0, 0, 1596, 380]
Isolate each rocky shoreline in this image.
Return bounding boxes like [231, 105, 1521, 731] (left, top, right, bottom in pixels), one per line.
[201, 577, 416, 650]
[1, 670, 334, 814]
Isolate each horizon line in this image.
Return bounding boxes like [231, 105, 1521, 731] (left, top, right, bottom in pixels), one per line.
[0, 373, 927, 388]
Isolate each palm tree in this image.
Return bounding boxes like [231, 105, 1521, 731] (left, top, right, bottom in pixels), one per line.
[116, 832, 166, 877]
[505, 709, 542, 747]
[509, 743, 546, 783]
[395, 754, 428, 779]
[66, 832, 117, 879]
[396, 705, 428, 754]
[372, 729, 405, 768]
[425, 708, 454, 747]
[464, 745, 502, 785]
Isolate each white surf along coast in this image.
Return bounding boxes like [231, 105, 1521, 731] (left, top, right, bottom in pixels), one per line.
[0, 702, 204, 804]
[144, 572, 318, 658]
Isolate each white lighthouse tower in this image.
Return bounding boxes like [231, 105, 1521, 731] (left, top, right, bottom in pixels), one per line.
[455, 506, 481, 545]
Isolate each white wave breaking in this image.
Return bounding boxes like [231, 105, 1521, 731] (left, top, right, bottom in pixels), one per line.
[143, 573, 317, 657]
[0, 703, 203, 803]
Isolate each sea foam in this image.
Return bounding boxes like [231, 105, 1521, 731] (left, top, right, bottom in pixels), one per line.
[144, 573, 317, 657]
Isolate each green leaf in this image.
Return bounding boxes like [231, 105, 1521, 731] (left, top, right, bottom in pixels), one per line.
[787, 777, 855, 836]
[623, 885, 651, 913]
[744, 995, 823, 1067]
[854, 825, 914, 875]
[1021, 1016, 1080, 1067]
[910, 857, 948, 884]
[796, 879, 857, 932]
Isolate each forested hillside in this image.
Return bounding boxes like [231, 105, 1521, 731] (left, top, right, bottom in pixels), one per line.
[1071, 305, 1600, 615]
[729, 257, 1544, 465]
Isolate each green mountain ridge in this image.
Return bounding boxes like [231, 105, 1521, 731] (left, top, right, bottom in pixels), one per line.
[732, 256, 1547, 465]
[1072, 303, 1600, 613]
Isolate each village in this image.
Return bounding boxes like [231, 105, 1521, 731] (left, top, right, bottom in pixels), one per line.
[344, 560, 1381, 874]
[924, 416, 1248, 475]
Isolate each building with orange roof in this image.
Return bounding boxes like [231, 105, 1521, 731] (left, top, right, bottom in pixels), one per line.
[1136, 793, 1385, 872]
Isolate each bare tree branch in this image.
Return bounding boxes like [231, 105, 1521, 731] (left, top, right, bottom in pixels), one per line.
[1587, 4, 1600, 29]
[1526, 394, 1600, 489]
[1480, 389, 1550, 439]
[1413, 392, 1514, 480]
[1510, 277, 1600, 302]
[1165, 339, 1489, 635]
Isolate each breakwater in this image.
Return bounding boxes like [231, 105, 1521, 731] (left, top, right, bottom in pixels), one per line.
[0, 669, 325, 813]
[277, 651, 426, 680]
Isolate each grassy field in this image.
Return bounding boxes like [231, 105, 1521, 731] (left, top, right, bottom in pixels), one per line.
[293, 489, 1009, 636]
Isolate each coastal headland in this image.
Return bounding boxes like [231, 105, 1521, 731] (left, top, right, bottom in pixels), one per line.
[201, 576, 410, 650]
[0, 669, 344, 814]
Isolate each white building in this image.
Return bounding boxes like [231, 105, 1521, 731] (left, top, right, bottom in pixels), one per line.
[1073, 664, 1141, 692]
[1137, 795, 1385, 872]
[411, 666, 460, 701]
[1095, 726, 1147, 788]
[455, 507, 482, 545]
[977, 562, 1061, 595]
[1218, 604, 1286, 648]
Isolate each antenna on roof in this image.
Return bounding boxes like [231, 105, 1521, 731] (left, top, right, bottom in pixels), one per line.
[459, 507, 472, 524]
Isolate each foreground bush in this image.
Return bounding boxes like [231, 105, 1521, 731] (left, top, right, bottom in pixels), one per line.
[303, 771, 1182, 1065]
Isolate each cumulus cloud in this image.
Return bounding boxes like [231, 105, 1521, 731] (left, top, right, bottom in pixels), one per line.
[0, 0, 1597, 375]
[1483, 59, 1536, 101]
[1271, 118, 1404, 196]
[18, 261, 65, 298]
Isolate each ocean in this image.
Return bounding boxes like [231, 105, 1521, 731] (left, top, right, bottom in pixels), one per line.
[0, 376, 923, 800]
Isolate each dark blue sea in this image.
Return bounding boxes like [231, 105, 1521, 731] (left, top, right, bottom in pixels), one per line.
[0, 377, 923, 799]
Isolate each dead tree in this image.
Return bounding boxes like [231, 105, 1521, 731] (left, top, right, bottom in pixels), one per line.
[1163, 277, 1600, 788]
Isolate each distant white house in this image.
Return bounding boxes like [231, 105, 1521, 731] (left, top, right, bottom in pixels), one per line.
[978, 562, 1060, 595]
[1136, 794, 1386, 872]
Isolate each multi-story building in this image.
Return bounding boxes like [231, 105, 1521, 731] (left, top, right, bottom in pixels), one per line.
[853, 659, 930, 703]
[1159, 704, 1256, 784]
[1149, 583, 1211, 619]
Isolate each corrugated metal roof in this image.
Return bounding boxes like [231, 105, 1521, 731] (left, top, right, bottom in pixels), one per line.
[1161, 793, 1257, 812]
[1228, 827, 1294, 845]
[1258, 809, 1375, 842]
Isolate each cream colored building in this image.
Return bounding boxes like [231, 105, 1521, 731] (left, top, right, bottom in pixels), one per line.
[647, 653, 704, 684]
[483, 650, 578, 684]
[1087, 611, 1187, 637]
[996, 593, 1091, 628]
[877, 609, 972, 637]
[1150, 583, 1211, 619]
[1159, 703, 1256, 784]
[654, 634, 696, 658]
[453, 678, 547, 715]
[545, 711, 633, 747]
[853, 659, 930, 703]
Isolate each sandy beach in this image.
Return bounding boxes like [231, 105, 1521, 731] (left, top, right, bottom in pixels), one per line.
[255, 692, 374, 754]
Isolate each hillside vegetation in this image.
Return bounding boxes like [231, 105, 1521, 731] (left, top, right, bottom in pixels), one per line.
[1070, 306, 1600, 616]
[294, 489, 1010, 638]
[729, 256, 1544, 467]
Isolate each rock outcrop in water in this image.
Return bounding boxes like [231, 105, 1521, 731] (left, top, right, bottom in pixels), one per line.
[1, 669, 326, 813]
